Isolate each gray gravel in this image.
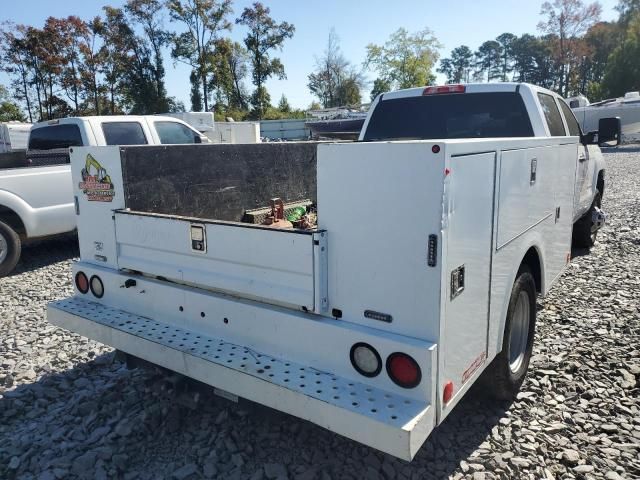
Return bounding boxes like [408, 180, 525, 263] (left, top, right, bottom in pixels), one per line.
[1, 148, 639, 480]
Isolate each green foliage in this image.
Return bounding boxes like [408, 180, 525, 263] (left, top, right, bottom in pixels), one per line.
[168, 0, 233, 112]
[496, 33, 517, 81]
[236, 2, 295, 119]
[278, 94, 290, 112]
[438, 46, 474, 84]
[370, 78, 391, 100]
[365, 28, 441, 89]
[308, 29, 364, 107]
[537, 0, 602, 96]
[0, 101, 27, 121]
[189, 70, 202, 111]
[475, 40, 503, 81]
[0, 86, 26, 121]
[601, 13, 640, 97]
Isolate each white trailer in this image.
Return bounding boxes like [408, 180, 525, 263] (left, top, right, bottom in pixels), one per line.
[47, 83, 614, 460]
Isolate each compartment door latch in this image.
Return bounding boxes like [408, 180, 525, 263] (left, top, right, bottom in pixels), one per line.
[450, 265, 465, 300]
[190, 224, 207, 253]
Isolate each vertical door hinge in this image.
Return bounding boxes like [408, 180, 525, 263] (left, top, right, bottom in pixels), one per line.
[427, 234, 438, 267]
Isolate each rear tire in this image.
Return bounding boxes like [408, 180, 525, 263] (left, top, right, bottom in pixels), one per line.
[0, 220, 21, 277]
[573, 190, 602, 248]
[483, 266, 537, 400]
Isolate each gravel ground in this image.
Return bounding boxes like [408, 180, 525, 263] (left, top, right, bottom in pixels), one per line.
[1, 148, 639, 480]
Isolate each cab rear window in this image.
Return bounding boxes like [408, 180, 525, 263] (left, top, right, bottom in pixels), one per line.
[363, 92, 534, 141]
[28, 124, 83, 150]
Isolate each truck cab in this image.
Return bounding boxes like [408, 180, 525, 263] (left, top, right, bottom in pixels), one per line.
[360, 83, 609, 248]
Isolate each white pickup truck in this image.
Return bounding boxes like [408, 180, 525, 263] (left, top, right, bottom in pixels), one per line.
[48, 83, 618, 461]
[0, 115, 206, 276]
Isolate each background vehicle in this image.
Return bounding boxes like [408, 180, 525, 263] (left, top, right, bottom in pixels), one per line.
[0, 115, 206, 277]
[49, 83, 618, 461]
[569, 91, 640, 144]
[0, 121, 31, 169]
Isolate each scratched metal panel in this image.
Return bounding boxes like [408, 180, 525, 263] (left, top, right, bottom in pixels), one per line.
[119, 143, 318, 222]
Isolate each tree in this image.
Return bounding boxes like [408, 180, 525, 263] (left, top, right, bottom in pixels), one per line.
[578, 21, 621, 94]
[98, 7, 133, 114]
[0, 85, 26, 121]
[475, 40, 503, 81]
[126, 0, 171, 111]
[189, 69, 203, 111]
[277, 94, 290, 112]
[365, 28, 441, 89]
[616, 0, 640, 25]
[0, 24, 35, 121]
[438, 45, 473, 83]
[307, 29, 364, 107]
[169, 0, 233, 112]
[538, 0, 602, 96]
[369, 78, 391, 101]
[496, 33, 517, 81]
[78, 17, 106, 115]
[601, 13, 640, 96]
[236, 2, 295, 119]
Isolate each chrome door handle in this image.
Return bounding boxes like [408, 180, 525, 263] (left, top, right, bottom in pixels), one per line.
[578, 155, 587, 162]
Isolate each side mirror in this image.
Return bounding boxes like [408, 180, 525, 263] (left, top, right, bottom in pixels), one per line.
[194, 135, 202, 144]
[597, 117, 621, 147]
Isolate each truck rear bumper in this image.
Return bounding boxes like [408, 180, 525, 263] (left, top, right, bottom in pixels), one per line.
[48, 297, 435, 460]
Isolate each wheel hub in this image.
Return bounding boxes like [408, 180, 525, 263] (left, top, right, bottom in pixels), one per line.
[509, 291, 530, 373]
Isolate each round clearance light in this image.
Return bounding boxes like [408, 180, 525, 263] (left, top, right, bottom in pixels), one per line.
[350, 342, 382, 378]
[75, 271, 89, 294]
[89, 275, 104, 298]
[386, 352, 422, 388]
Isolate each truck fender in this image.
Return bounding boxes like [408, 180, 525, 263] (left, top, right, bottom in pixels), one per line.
[0, 190, 35, 237]
[494, 243, 545, 356]
[586, 145, 606, 198]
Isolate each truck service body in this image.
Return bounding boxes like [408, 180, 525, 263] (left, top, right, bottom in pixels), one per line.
[48, 83, 611, 460]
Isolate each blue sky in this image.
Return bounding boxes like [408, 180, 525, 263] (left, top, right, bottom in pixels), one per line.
[1, 0, 621, 110]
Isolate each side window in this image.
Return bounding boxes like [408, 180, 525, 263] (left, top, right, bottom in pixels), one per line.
[558, 100, 582, 136]
[537, 93, 567, 136]
[102, 122, 148, 145]
[155, 121, 198, 144]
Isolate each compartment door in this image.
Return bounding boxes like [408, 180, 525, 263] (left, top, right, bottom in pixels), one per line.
[114, 212, 326, 312]
[439, 152, 496, 419]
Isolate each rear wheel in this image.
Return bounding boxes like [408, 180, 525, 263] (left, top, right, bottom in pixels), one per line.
[573, 191, 602, 248]
[0, 220, 21, 277]
[483, 266, 537, 400]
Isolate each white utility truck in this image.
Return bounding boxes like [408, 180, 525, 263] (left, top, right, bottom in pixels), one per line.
[0, 115, 206, 276]
[47, 83, 617, 461]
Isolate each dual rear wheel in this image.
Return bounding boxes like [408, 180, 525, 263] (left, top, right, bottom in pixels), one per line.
[483, 266, 537, 400]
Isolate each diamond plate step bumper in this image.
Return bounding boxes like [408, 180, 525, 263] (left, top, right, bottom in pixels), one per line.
[48, 297, 435, 460]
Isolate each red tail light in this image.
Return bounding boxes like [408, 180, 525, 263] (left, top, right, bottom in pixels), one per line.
[75, 272, 89, 294]
[423, 85, 466, 95]
[386, 353, 421, 388]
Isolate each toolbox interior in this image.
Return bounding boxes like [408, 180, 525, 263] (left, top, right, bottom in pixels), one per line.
[119, 143, 318, 230]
